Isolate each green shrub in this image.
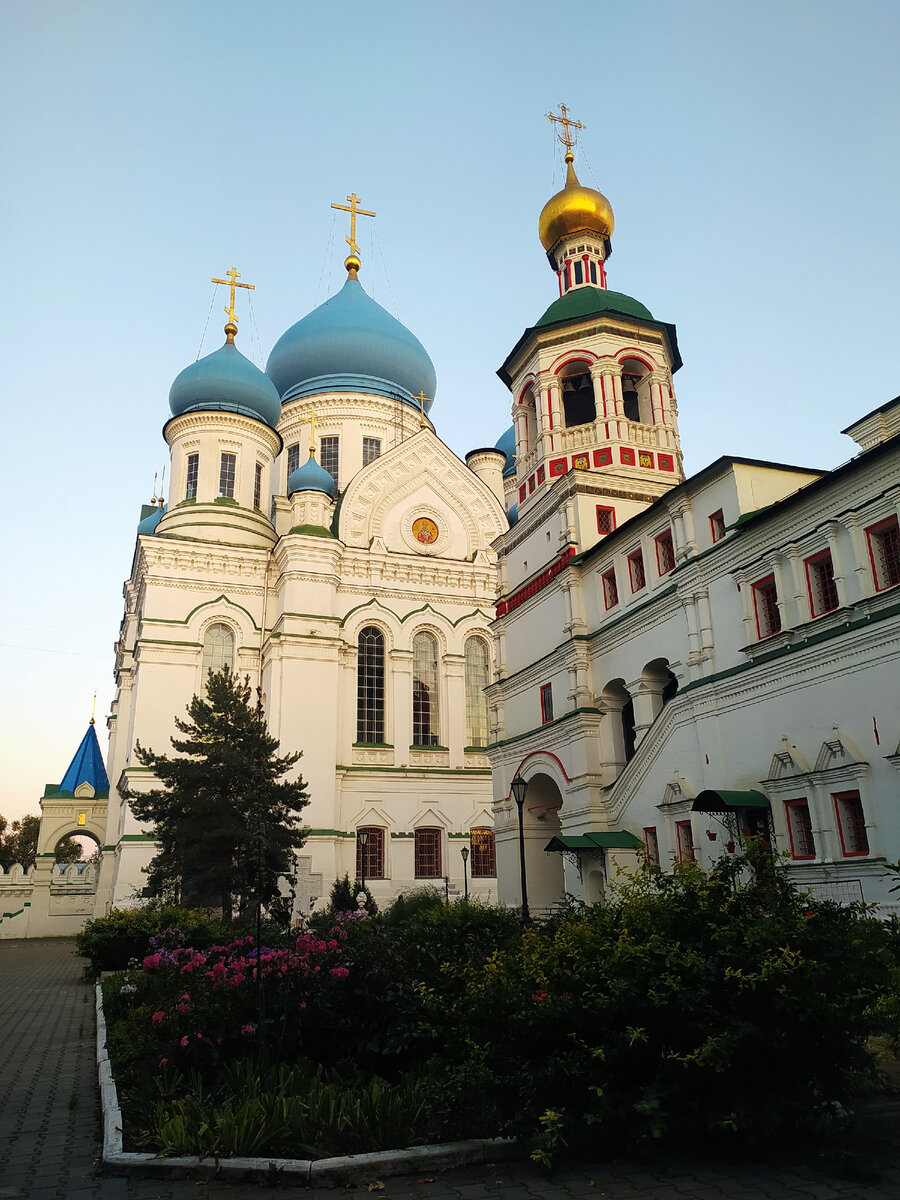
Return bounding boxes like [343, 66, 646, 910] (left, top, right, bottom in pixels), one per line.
[76, 904, 236, 977]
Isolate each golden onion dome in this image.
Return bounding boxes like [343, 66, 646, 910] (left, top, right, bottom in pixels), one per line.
[538, 152, 615, 252]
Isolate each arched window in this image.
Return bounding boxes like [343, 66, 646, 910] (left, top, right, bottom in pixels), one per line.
[412, 632, 440, 746]
[560, 361, 596, 427]
[620, 358, 653, 424]
[518, 387, 538, 454]
[464, 637, 490, 748]
[469, 828, 496, 877]
[202, 623, 234, 682]
[357, 627, 385, 744]
[414, 827, 442, 877]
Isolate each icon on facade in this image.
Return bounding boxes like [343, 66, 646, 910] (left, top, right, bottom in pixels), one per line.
[412, 517, 439, 544]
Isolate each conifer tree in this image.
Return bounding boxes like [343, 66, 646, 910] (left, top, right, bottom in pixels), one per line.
[128, 667, 309, 918]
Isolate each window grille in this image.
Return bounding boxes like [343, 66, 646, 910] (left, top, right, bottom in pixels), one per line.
[356, 626, 385, 743]
[867, 517, 900, 591]
[253, 462, 263, 510]
[643, 827, 660, 865]
[655, 531, 676, 575]
[218, 453, 236, 498]
[676, 820, 695, 862]
[363, 437, 382, 466]
[628, 550, 646, 592]
[320, 436, 339, 488]
[833, 791, 869, 856]
[412, 632, 440, 746]
[202, 623, 234, 682]
[805, 551, 839, 616]
[414, 828, 442, 877]
[596, 506, 615, 535]
[785, 799, 815, 859]
[470, 828, 496, 877]
[286, 442, 300, 483]
[540, 683, 554, 724]
[752, 575, 781, 638]
[464, 637, 490, 747]
[709, 509, 726, 542]
[356, 827, 385, 878]
[185, 453, 199, 500]
[602, 569, 618, 609]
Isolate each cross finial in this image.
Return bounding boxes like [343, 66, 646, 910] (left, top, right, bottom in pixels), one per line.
[547, 103, 584, 159]
[90, 689, 97, 725]
[414, 390, 431, 428]
[309, 410, 317, 454]
[211, 267, 255, 335]
[331, 192, 376, 276]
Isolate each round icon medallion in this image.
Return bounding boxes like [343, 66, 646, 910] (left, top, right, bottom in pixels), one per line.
[412, 517, 439, 545]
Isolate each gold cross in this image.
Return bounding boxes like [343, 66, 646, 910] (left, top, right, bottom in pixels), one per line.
[211, 267, 255, 326]
[414, 390, 430, 428]
[331, 192, 376, 256]
[547, 103, 585, 152]
[309, 410, 317, 452]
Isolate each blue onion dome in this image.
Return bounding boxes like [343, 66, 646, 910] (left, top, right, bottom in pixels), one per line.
[137, 505, 166, 535]
[494, 425, 517, 477]
[266, 277, 437, 412]
[506, 503, 519, 526]
[288, 452, 336, 497]
[169, 327, 281, 428]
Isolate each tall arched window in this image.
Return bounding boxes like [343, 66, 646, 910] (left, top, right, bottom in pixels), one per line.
[464, 637, 490, 748]
[357, 626, 385, 744]
[202, 623, 234, 682]
[412, 632, 440, 746]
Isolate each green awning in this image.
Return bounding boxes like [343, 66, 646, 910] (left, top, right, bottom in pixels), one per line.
[545, 831, 644, 853]
[692, 789, 770, 814]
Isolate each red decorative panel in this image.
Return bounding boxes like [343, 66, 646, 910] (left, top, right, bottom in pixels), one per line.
[638, 451, 654, 469]
[536, 465, 546, 485]
[620, 447, 636, 466]
[572, 453, 590, 471]
[593, 447, 613, 467]
[500, 548, 577, 615]
[658, 453, 675, 472]
[549, 457, 568, 477]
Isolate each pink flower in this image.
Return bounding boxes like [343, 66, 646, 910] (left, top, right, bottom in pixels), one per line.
[196, 1032, 202, 1040]
[330, 966, 349, 979]
[160, 1058, 168, 1067]
[142, 953, 162, 971]
[241, 1024, 256, 1037]
[176, 998, 192, 1015]
[180, 1035, 189, 1047]
[151, 1011, 165, 1026]
[210, 962, 227, 981]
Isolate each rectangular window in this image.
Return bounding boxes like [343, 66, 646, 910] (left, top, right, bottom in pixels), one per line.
[628, 549, 646, 592]
[784, 799, 815, 860]
[643, 826, 660, 865]
[805, 550, 839, 617]
[596, 505, 616, 535]
[602, 568, 619, 609]
[356, 827, 385, 879]
[286, 442, 301, 484]
[752, 574, 781, 638]
[362, 437, 382, 466]
[540, 682, 554, 724]
[185, 453, 199, 500]
[709, 509, 726, 542]
[676, 820, 695, 863]
[218, 452, 236, 499]
[655, 530, 676, 575]
[470, 828, 496, 877]
[833, 791, 869, 857]
[866, 516, 900, 591]
[253, 462, 263, 510]
[320, 436, 339, 488]
[414, 828, 442, 878]
[573, 260, 583, 285]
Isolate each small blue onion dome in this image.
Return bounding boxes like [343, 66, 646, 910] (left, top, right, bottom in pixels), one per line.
[288, 452, 336, 497]
[137, 505, 166, 535]
[506, 503, 519, 526]
[267, 277, 437, 411]
[169, 330, 281, 428]
[494, 425, 517, 477]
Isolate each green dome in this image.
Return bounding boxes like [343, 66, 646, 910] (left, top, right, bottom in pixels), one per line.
[536, 286, 653, 328]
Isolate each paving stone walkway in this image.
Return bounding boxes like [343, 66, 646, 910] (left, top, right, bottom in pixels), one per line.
[1, 938, 898, 1199]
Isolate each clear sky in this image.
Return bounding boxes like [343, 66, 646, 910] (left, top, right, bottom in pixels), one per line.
[1, 0, 898, 820]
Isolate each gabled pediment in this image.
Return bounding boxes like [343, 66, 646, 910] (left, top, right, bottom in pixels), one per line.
[766, 737, 811, 780]
[813, 729, 865, 773]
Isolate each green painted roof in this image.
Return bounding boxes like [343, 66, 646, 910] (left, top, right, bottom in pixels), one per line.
[536, 286, 653, 328]
[545, 831, 644, 852]
[692, 789, 770, 813]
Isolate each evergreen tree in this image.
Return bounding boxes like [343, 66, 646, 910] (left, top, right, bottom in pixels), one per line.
[127, 667, 309, 918]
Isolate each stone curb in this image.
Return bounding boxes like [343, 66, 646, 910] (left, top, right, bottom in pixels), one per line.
[95, 982, 521, 1187]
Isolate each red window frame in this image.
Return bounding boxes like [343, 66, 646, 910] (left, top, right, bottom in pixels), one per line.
[356, 827, 385, 879]
[643, 826, 660, 865]
[833, 791, 869, 857]
[675, 820, 695, 863]
[414, 827, 442, 878]
[709, 509, 726, 542]
[596, 505, 616, 535]
[655, 530, 676, 575]
[805, 549, 839, 617]
[784, 799, 815, 860]
[866, 516, 900, 592]
[752, 574, 781, 639]
[469, 828, 496, 877]
[540, 683, 554, 724]
[628, 549, 646, 592]
[602, 568, 619, 609]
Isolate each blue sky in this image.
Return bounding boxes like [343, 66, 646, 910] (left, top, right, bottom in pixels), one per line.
[1, 0, 898, 819]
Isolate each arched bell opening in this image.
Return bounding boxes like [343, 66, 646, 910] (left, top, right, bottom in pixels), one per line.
[620, 357, 654, 425]
[560, 360, 597, 428]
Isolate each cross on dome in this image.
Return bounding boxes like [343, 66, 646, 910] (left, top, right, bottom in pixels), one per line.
[547, 103, 585, 159]
[331, 192, 376, 277]
[211, 267, 255, 338]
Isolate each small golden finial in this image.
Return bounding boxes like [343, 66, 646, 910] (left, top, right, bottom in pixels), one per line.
[331, 192, 376, 277]
[414, 390, 431, 429]
[150, 470, 158, 505]
[309, 410, 317, 454]
[211, 267, 255, 337]
[547, 103, 584, 163]
[90, 689, 97, 726]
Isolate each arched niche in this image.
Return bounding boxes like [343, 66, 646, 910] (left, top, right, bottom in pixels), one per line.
[619, 356, 654, 425]
[559, 359, 596, 428]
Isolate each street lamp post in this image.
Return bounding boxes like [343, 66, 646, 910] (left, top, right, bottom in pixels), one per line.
[510, 774, 530, 925]
[358, 829, 368, 895]
[460, 844, 469, 901]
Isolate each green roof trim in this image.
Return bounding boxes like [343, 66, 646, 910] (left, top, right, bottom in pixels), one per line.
[536, 286, 653, 327]
[288, 524, 336, 538]
[692, 789, 770, 813]
[545, 831, 644, 852]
